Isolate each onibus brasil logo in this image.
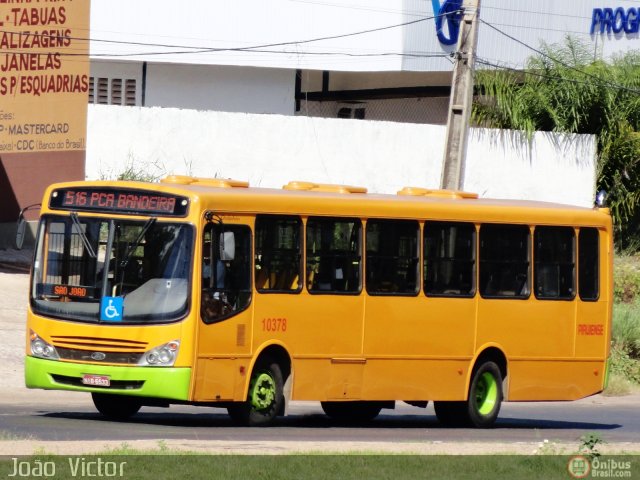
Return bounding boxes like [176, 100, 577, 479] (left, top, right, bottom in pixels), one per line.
[431, 0, 463, 45]
[567, 456, 632, 479]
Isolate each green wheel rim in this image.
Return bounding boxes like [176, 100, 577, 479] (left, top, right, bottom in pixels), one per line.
[475, 372, 498, 416]
[250, 372, 276, 411]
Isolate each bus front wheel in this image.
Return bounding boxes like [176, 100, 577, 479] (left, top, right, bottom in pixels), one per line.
[91, 392, 142, 420]
[227, 357, 284, 426]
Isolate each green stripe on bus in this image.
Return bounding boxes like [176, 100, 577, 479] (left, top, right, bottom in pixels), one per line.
[24, 356, 191, 401]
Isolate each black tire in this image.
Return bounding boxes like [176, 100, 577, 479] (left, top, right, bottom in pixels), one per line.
[434, 401, 469, 427]
[320, 401, 383, 423]
[466, 361, 503, 428]
[91, 392, 142, 420]
[227, 357, 284, 426]
[434, 361, 503, 428]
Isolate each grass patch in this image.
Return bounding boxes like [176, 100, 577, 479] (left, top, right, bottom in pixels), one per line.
[0, 454, 620, 480]
[614, 255, 640, 303]
[610, 299, 640, 391]
[0, 435, 629, 480]
[609, 344, 640, 386]
[0, 430, 34, 441]
[603, 372, 635, 396]
[610, 258, 640, 390]
[613, 302, 640, 358]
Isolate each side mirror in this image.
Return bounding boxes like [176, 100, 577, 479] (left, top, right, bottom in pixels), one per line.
[220, 231, 235, 261]
[15, 214, 26, 250]
[15, 203, 40, 250]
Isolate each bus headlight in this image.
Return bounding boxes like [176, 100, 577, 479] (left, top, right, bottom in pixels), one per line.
[138, 340, 180, 366]
[30, 330, 59, 360]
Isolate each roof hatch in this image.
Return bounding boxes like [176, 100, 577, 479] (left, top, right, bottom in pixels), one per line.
[283, 181, 367, 194]
[397, 187, 478, 199]
[161, 176, 249, 188]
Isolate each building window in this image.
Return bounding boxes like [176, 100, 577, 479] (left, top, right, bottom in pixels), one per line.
[306, 217, 361, 294]
[337, 103, 366, 119]
[480, 224, 530, 298]
[534, 226, 575, 300]
[366, 219, 419, 295]
[88, 77, 137, 106]
[111, 78, 123, 104]
[424, 222, 475, 297]
[255, 215, 302, 293]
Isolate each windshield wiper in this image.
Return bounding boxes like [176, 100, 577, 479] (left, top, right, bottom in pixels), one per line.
[116, 218, 157, 297]
[70, 212, 97, 258]
[120, 218, 157, 270]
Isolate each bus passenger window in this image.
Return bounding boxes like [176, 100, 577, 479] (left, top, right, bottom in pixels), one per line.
[424, 222, 475, 297]
[255, 216, 302, 293]
[579, 228, 599, 301]
[201, 224, 251, 323]
[306, 217, 361, 294]
[534, 226, 575, 300]
[480, 224, 530, 299]
[366, 220, 419, 295]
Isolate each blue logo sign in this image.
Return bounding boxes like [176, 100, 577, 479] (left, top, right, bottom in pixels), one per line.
[100, 296, 124, 322]
[432, 0, 463, 45]
[591, 7, 640, 35]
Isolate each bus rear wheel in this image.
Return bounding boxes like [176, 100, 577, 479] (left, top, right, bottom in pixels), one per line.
[435, 361, 503, 428]
[227, 357, 284, 426]
[91, 392, 142, 420]
[467, 361, 502, 428]
[321, 401, 383, 423]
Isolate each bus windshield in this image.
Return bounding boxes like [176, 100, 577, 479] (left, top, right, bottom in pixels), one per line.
[31, 215, 193, 324]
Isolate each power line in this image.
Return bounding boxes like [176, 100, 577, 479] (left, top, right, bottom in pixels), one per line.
[476, 57, 605, 89]
[286, 0, 429, 18]
[476, 57, 640, 99]
[482, 20, 590, 37]
[0, 44, 451, 61]
[482, 0, 640, 20]
[481, 5, 592, 21]
[0, 13, 445, 58]
[479, 18, 640, 95]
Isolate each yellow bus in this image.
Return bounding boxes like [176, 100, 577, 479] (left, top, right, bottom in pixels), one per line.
[24, 176, 612, 427]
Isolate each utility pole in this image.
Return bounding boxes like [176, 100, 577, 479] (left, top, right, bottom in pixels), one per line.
[440, 0, 481, 191]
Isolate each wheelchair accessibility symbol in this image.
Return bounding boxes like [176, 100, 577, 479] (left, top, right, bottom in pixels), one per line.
[100, 296, 124, 322]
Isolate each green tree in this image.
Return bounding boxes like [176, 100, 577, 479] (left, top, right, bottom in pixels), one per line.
[473, 37, 640, 249]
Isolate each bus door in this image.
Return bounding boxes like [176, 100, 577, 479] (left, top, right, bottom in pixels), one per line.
[194, 218, 253, 402]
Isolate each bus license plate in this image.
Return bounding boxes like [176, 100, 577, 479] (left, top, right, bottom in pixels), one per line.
[82, 374, 110, 387]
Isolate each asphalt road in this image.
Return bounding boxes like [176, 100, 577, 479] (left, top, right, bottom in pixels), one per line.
[0, 263, 637, 454]
[0, 395, 638, 446]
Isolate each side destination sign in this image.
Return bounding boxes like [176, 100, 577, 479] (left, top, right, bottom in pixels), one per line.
[49, 187, 190, 217]
[591, 7, 640, 34]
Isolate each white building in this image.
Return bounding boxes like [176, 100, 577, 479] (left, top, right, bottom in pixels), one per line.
[89, 0, 640, 123]
[82, 0, 640, 212]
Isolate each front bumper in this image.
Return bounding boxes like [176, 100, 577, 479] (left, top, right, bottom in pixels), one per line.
[25, 356, 191, 400]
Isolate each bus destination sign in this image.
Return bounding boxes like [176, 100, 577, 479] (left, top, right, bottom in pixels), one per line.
[49, 188, 190, 217]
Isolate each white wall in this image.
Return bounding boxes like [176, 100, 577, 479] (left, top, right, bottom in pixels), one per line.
[145, 64, 295, 114]
[87, 105, 597, 207]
